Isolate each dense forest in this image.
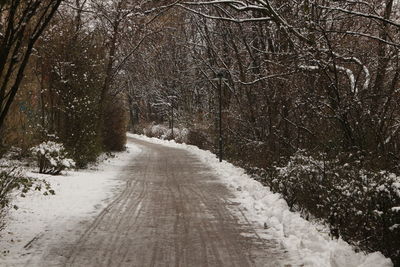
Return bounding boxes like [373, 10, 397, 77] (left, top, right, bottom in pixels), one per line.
[0, 0, 400, 265]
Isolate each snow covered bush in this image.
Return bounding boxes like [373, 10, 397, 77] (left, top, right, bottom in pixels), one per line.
[175, 128, 189, 143]
[160, 129, 177, 140]
[143, 124, 206, 147]
[151, 124, 169, 138]
[31, 141, 75, 175]
[142, 123, 210, 150]
[250, 150, 400, 265]
[144, 124, 169, 138]
[143, 124, 184, 141]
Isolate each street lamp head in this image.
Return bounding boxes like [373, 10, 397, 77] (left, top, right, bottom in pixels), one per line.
[216, 71, 224, 79]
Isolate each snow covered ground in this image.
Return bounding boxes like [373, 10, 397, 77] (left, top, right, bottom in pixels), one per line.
[0, 142, 141, 266]
[128, 133, 393, 267]
[0, 134, 394, 267]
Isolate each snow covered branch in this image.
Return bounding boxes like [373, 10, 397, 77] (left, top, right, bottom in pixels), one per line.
[316, 5, 400, 29]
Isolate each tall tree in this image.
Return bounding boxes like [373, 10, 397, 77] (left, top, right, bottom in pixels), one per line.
[0, 0, 63, 130]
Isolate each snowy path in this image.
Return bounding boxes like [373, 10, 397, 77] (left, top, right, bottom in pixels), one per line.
[60, 137, 289, 266]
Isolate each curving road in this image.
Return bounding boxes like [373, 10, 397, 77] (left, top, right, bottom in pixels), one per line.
[46, 137, 290, 266]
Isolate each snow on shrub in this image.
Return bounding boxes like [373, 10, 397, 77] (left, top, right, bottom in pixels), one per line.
[143, 124, 205, 147]
[151, 124, 168, 138]
[143, 124, 168, 138]
[175, 128, 189, 143]
[31, 141, 75, 175]
[162, 128, 181, 140]
[250, 150, 400, 265]
[143, 123, 187, 141]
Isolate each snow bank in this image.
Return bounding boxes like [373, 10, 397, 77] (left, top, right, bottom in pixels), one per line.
[128, 133, 393, 267]
[0, 142, 141, 266]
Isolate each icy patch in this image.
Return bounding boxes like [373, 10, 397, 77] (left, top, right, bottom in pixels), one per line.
[128, 133, 393, 267]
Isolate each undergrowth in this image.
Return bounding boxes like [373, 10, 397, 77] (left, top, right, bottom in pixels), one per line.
[248, 150, 400, 265]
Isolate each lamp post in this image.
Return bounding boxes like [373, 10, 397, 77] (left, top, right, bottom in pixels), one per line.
[214, 71, 227, 162]
[167, 95, 176, 139]
[217, 72, 223, 162]
[171, 102, 174, 138]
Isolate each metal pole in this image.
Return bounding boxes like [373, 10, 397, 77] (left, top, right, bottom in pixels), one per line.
[219, 76, 223, 162]
[171, 103, 174, 139]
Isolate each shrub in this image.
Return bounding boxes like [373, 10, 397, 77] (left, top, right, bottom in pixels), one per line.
[65, 133, 102, 169]
[250, 150, 400, 265]
[186, 130, 208, 149]
[144, 124, 168, 139]
[143, 124, 208, 148]
[103, 101, 128, 151]
[31, 141, 75, 175]
[161, 128, 181, 140]
[0, 169, 21, 231]
[151, 124, 169, 138]
[0, 168, 55, 230]
[0, 169, 20, 211]
[175, 128, 189, 143]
